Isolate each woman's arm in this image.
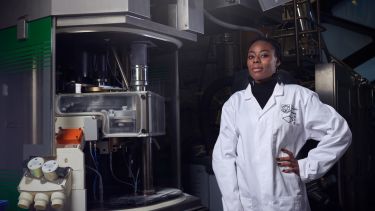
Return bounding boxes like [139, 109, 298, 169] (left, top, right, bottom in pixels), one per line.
[298, 92, 352, 183]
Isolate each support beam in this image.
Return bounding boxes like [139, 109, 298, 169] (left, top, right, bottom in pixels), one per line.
[343, 42, 375, 68]
[321, 13, 375, 38]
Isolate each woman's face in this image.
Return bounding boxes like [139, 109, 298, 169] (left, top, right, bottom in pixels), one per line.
[247, 40, 280, 83]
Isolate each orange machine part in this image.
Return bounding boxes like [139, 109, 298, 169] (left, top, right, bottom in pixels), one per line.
[56, 128, 83, 145]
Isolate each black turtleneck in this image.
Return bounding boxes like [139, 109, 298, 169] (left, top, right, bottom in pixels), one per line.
[250, 75, 277, 109]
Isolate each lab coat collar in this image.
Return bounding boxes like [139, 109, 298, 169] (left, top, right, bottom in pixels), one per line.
[244, 82, 284, 101]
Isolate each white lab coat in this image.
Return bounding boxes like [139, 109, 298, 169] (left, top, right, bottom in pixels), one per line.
[212, 83, 351, 211]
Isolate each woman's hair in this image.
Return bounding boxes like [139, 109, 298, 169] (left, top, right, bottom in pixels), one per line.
[248, 37, 282, 63]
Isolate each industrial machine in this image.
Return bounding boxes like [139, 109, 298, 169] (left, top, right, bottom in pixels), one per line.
[0, 0, 206, 210]
[1, 0, 374, 211]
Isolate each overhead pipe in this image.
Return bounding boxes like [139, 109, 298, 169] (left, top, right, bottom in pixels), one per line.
[203, 10, 264, 37]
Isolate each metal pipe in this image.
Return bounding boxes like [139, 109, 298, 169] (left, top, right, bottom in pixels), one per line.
[130, 42, 148, 91]
[110, 46, 130, 90]
[31, 57, 38, 145]
[131, 65, 148, 91]
[293, 0, 300, 67]
[51, 17, 57, 156]
[142, 137, 154, 195]
[317, 0, 322, 62]
[203, 10, 264, 36]
[172, 50, 182, 189]
[284, 0, 309, 5]
[272, 28, 325, 38]
[296, 3, 307, 32]
[274, 23, 326, 32]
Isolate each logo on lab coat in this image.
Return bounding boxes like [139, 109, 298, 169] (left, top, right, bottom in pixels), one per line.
[281, 104, 297, 124]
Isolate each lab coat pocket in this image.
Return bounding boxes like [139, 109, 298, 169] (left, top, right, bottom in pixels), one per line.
[239, 196, 259, 211]
[241, 195, 304, 211]
[278, 195, 303, 211]
[283, 172, 303, 195]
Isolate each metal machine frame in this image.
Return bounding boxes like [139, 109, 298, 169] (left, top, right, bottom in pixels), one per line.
[0, 0, 204, 210]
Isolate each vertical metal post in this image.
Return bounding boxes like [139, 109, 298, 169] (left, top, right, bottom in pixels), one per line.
[316, 0, 322, 62]
[293, 0, 300, 67]
[31, 56, 38, 145]
[129, 40, 154, 195]
[175, 50, 181, 189]
[170, 50, 181, 189]
[337, 160, 344, 208]
[142, 137, 154, 195]
[51, 17, 57, 156]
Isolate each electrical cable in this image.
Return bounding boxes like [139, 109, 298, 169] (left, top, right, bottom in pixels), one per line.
[109, 151, 135, 189]
[121, 145, 140, 194]
[86, 166, 104, 204]
[89, 142, 99, 200]
[134, 168, 140, 194]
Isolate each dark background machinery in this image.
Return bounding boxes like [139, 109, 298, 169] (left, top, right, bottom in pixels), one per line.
[178, 1, 375, 211]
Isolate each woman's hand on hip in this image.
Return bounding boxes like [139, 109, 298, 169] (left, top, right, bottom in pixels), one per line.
[276, 148, 300, 176]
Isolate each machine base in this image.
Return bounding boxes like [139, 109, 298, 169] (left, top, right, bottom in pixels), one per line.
[90, 188, 206, 211]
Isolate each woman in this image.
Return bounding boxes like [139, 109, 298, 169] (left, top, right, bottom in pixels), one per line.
[212, 37, 351, 211]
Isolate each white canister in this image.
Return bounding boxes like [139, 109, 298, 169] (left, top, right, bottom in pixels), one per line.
[27, 157, 45, 178]
[42, 160, 59, 181]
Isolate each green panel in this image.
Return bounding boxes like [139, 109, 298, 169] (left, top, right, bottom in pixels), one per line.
[0, 17, 51, 74]
[0, 17, 52, 211]
[0, 170, 22, 211]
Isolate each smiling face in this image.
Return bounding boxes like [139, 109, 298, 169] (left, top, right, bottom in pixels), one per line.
[247, 40, 280, 83]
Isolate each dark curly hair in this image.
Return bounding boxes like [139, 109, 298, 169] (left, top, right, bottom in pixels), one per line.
[248, 37, 282, 63]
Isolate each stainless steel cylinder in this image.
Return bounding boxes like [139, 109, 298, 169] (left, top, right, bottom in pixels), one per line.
[131, 65, 148, 91]
[130, 42, 149, 91]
